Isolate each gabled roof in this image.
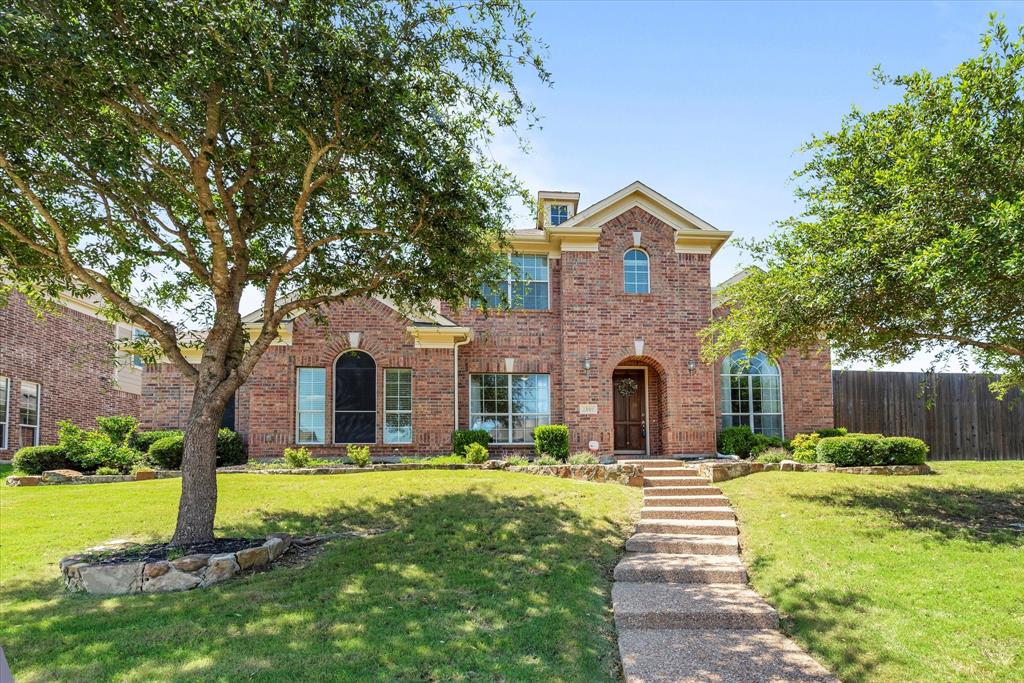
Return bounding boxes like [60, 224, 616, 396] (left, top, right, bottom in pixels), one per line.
[712, 267, 761, 308]
[239, 294, 458, 327]
[556, 180, 721, 232]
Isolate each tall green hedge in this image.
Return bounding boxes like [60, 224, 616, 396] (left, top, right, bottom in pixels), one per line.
[452, 429, 491, 456]
[534, 425, 569, 461]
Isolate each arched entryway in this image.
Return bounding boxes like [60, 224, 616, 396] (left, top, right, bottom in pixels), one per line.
[612, 355, 667, 456]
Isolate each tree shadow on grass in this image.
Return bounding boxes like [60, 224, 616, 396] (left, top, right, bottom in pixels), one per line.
[791, 484, 1024, 546]
[1, 485, 633, 682]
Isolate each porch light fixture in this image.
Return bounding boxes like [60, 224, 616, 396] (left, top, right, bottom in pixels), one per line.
[582, 356, 591, 377]
[687, 359, 697, 374]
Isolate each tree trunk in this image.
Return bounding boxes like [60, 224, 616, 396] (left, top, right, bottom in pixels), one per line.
[170, 382, 227, 546]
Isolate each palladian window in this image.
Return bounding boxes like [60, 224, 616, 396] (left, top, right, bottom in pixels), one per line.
[720, 351, 783, 438]
[334, 350, 376, 443]
[624, 249, 650, 294]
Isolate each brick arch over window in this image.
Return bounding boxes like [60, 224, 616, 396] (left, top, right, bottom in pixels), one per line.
[612, 353, 669, 456]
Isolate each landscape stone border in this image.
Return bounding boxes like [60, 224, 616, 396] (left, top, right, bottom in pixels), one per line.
[696, 460, 933, 483]
[60, 534, 292, 595]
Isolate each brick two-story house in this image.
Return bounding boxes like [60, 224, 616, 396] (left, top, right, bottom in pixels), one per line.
[143, 182, 833, 458]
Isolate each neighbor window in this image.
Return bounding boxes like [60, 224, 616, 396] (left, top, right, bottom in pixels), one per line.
[470, 373, 550, 443]
[549, 204, 569, 226]
[296, 367, 326, 445]
[384, 369, 413, 444]
[720, 350, 783, 439]
[0, 377, 9, 449]
[624, 249, 650, 294]
[131, 329, 148, 369]
[19, 381, 40, 447]
[334, 350, 376, 443]
[478, 254, 549, 310]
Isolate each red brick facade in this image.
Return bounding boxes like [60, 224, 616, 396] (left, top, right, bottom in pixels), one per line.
[141, 186, 834, 458]
[0, 291, 141, 457]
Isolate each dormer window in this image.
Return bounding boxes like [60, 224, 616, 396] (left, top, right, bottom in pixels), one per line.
[549, 204, 569, 226]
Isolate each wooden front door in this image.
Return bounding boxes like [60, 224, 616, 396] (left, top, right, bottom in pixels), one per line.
[613, 369, 646, 452]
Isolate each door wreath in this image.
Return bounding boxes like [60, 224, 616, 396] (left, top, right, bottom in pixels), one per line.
[615, 377, 639, 397]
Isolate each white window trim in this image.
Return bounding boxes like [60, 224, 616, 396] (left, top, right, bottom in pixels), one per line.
[623, 248, 650, 294]
[486, 254, 549, 311]
[0, 376, 9, 450]
[549, 204, 569, 226]
[295, 367, 326, 445]
[19, 381, 40, 447]
[383, 368, 413, 445]
[333, 349, 377, 445]
[469, 373, 551, 445]
[720, 354, 785, 438]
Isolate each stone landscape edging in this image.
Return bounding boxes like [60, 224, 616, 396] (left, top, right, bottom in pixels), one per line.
[696, 460, 933, 483]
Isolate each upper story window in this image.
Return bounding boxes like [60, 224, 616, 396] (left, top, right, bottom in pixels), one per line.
[721, 350, 783, 439]
[131, 329, 148, 369]
[549, 204, 569, 226]
[479, 254, 549, 310]
[624, 249, 650, 294]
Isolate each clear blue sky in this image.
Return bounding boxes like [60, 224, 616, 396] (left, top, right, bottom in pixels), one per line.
[493, 0, 1022, 371]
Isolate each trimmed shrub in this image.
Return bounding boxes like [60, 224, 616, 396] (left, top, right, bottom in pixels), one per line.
[754, 447, 790, 464]
[814, 427, 848, 438]
[535, 454, 560, 466]
[148, 434, 185, 469]
[788, 433, 821, 463]
[874, 437, 929, 465]
[12, 445, 71, 475]
[94, 466, 120, 476]
[452, 429, 491, 456]
[503, 454, 529, 466]
[533, 425, 570, 461]
[750, 434, 784, 456]
[567, 451, 599, 465]
[718, 425, 758, 457]
[346, 444, 371, 467]
[464, 442, 489, 464]
[283, 446, 312, 468]
[129, 430, 182, 453]
[95, 415, 139, 445]
[216, 428, 246, 465]
[815, 435, 881, 467]
[96, 442, 145, 473]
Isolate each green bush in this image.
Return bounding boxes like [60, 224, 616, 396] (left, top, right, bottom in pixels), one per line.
[94, 466, 121, 476]
[56, 420, 144, 472]
[533, 424, 569, 461]
[95, 415, 139, 445]
[567, 451, 598, 465]
[503, 454, 529, 466]
[815, 435, 882, 467]
[754, 447, 790, 464]
[464, 442, 489, 464]
[12, 445, 71, 475]
[718, 425, 758, 457]
[535, 454, 560, 466]
[94, 441, 145, 473]
[216, 428, 246, 465]
[283, 446, 312, 468]
[129, 430, 182, 453]
[148, 434, 185, 469]
[452, 429, 491, 456]
[346, 444, 371, 467]
[873, 437, 929, 465]
[750, 434, 784, 456]
[814, 427, 848, 438]
[788, 432, 821, 463]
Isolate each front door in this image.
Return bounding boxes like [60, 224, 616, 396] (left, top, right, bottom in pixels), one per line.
[613, 369, 646, 453]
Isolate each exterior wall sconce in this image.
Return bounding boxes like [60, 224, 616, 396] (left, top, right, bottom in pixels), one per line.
[582, 356, 591, 377]
[687, 359, 698, 374]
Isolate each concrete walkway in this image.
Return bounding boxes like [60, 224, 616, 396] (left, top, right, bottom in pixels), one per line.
[613, 459, 837, 683]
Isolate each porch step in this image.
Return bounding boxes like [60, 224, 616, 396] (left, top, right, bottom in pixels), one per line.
[635, 518, 739, 536]
[642, 467, 700, 477]
[641, 506, 736, 521]
[612, 582, 779, 630]
[643, 476, 709, 487]
[625, 532, 739, 555]
[618, 629, 838, 682]
[614, 552, 747, 584]
[619, 459, 688, 466]
[643, 495, 730, 507]
[645, 485, 721, 496]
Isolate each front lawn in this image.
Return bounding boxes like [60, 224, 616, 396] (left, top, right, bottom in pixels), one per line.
[0, 470, 642, 682]
[721, 461, 1024, 683]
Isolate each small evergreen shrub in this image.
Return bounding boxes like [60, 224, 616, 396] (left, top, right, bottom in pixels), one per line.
[750, 434, 784, 456]
[788, 432, 821, 463]
[503, 454, 529, 466]
[754, 447, 790, 464]
[283, 446, 312, 468]
[129, 430, 182, 453]
[814, 427, 848, 438]
[534, 454, 560, 466]
[95, 415, 140, 445]
[216, 428, 246, 465]
[94, 466, 120, 476]
[718, 425, 758, 457]
[452, 429, 491, 456]
[533, 425, 569, 461]
[148, 434, 185, 469]
[815, 435, 882, 467]
[12, 445, 71, 475]
[873, 437, 929, 465]
[346, 444, 371, 467]
[567, 451, 599, 465]
[464, 442, 489, 464]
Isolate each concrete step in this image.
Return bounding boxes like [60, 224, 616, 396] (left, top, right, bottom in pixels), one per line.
[643, 476, 709, 487]
[642, 467, 699, 477]
[625, 532, 739, 555]
[614, 552, 747, 583]
[612, 582, 779, 630]
[636, 518, 739, 536]
[643, 494, 730, 507]
[618, 628, 838, 682]
[641, 506, 736, 521]
[618, 459, 688, 466]
[645, 485, 722, 496]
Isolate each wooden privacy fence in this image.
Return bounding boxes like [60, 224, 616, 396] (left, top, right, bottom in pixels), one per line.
[832, 371, 1023, 460]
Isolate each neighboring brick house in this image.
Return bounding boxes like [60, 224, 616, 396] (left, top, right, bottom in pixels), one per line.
[0, 291, 143, 458]
[143, 182, 833, 458]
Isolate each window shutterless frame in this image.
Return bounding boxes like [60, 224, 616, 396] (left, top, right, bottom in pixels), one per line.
[18, 381, 40, 447]
[0, 376, 9, 450]
[720, 351, 784, 439]
[468, 373, 550, 444]
[478, 254, 549, 310]
[333, 350, 376, 444]
[623, 248, 650, 294]
[295, 367, 326, 445]
[383, 368, 413, 444]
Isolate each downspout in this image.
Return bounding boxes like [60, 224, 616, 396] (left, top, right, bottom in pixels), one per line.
[453, 335, 471, 432]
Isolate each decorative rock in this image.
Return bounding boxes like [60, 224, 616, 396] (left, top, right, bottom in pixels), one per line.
[171, 554, 211, 572]
[134, 470, 156, 481]
[79, 561, 144, 594]
[236, 545, 270, 570]
[41, 469, 84, 483]
[262, 537, 288, 561]
[201, 553, 239, 586]
[6, 475, 41, 486]
[143, 568, 201, 593]
[143, 561, 172, 579]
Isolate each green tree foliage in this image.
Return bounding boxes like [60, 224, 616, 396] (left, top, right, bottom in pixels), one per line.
[702, 18, 1024, 397]
[0, 0, 547, 543]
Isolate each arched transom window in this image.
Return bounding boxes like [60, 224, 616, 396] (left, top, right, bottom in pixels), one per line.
[624, 248, 650, 294]
[334, 350, 376, 443]
[721, 350, 783, 438]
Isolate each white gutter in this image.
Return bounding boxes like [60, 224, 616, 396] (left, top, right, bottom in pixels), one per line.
[453, 336, 472, 431]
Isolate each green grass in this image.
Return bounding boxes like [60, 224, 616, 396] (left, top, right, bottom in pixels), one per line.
[720, 461, 1024, 683]
[0, 470, 642, 682]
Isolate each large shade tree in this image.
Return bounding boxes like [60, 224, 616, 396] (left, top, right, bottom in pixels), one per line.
[702, 18, 1024, 397]
[0, 0, 547, 544]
